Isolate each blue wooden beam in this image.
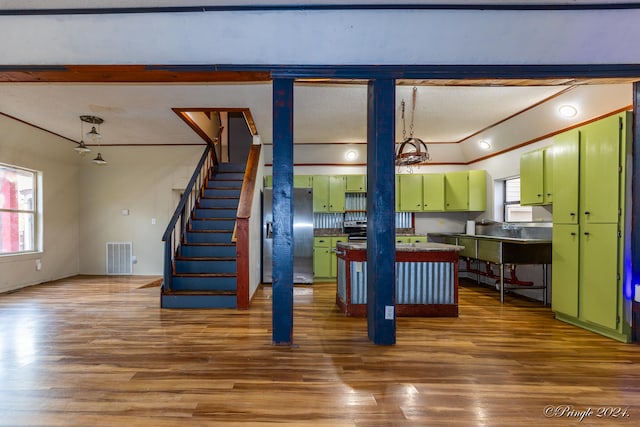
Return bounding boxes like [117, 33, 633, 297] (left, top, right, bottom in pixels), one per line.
[272, 78, 295, 345]
[366, 79, 396, 346]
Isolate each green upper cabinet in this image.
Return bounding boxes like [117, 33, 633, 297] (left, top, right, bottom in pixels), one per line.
[444, 170, 486, 212]
[520, 148, 545, 205]
[422, 173, 445, 212]
[398, 174, 424, 211]
[552, 128, 580, 224]
[444, 171, 468, 211]
[543, 147, 553, 204]
[395, 175, 401, 211]
[264, 174, 313, 188]
[580, 114, 622, 224]
[468, 170, 487, 211]
[313, 175, 346, 212]
[345, 175, 367, 193]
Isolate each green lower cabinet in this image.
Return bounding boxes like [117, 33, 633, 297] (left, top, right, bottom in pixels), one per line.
[396, 235, 427, 244]
[314, 236, 347, 280]
[552, 224, 579, 318]
[580, 223, 619, 330]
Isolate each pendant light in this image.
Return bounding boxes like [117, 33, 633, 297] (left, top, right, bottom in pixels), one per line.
[79, 115, 108, 165]
[73, 116, 91, 155]
[396, 87, 430, 166]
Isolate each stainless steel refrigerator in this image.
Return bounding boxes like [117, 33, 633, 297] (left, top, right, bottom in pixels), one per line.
[262, 188, 314, 284]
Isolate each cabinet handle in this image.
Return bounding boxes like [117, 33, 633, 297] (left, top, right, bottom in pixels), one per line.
[570, 212, 576, 216]
[570, 232, 576, 236]
[584, 232, 590, 236]
[546, 193, 552, 196]
[537, 193, 542, 197]
[585, 211, 591, 216]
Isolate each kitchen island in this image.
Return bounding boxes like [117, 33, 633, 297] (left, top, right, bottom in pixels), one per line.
[335, 241, 463, 317]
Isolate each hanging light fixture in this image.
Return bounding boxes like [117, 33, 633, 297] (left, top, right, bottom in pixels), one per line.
[73, 116, 91, 155]
[79, 115, 107, 165]
[396, 87, 430, 166]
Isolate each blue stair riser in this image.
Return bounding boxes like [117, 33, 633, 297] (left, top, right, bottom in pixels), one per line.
[186, 231, 234, 243]
[190, 219, 236, 231]
[193, 208, 237, 219]
[161, 294, 237, 309]
[170, 275, 237, 291]
[211, 172, 245, 180]
[180, 245, 236, 257]
[175, 260, 237, 274]
[199, 198, 239, 208]
[216, 163, 246, 173]
[204, 189, 241, 198]
[207, 180, 243, 189]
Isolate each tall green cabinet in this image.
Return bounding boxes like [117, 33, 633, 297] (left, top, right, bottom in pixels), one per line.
[551, 112, 631, 342]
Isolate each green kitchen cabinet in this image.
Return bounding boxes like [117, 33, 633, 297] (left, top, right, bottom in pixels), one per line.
[444, 170, 486, 212]
[330, 236, 348, 277]
[398, 174, 424, 211]
[313, 237, 332, 279]
[395, 175, 401, 211]
[409, 235, 427, 243]
[313, 175, 346, 212]
[422, 173, 445, 212]
[580, 223, 620, 330]
[520, 148, 544, 205]
[580, 115, 622, 224]
[294, 175, 313, 188]
[444, 171, 468, 211]
[264, 174, 313, 188]
[543, 147, 553, 204]
[551, 224, 579, 318]
[552, 128, 580, 224]
[346, 175, 367, 193]
[468, 170, 487, 211]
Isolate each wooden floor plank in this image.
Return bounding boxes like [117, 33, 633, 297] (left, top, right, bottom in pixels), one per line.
[1, 275, 640, 426]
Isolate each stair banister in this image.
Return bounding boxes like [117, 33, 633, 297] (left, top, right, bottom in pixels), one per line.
[162, 144, 217, 291]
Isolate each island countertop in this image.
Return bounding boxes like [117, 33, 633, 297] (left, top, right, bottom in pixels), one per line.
[336, 241, 464, 252]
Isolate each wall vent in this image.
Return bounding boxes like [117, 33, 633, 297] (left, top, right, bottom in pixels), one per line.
[106, 242, 133, 275]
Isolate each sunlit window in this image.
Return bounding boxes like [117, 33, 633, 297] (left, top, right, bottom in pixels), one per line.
[0, 163, 40, 255]
[504, 177, 533, 222]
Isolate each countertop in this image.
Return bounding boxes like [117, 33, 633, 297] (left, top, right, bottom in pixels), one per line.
[337, 241, 464, 252]
[428, 232, 551, 244]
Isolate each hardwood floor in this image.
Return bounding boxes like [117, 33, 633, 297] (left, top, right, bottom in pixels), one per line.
[1, 275, 640, 426]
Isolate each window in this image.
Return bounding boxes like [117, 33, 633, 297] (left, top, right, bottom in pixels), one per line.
[0, 163, 40, 254]
[504, 177, 532, 222]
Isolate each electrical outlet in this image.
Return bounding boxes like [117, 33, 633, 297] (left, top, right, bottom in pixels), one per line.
[35, 259, 42, 271]
[151, 218, 157, 225]
[385, 305, 394, 320]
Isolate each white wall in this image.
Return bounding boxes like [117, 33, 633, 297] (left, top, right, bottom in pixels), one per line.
[249, 146, 265, 299]
[78, 145, 203, 275]
[0, 115, 80, 292]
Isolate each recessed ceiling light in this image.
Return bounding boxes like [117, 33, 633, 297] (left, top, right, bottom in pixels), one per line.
[479, 140, 492, 150]
[345, 149, 358, 161]
[558, 104, 578, 118]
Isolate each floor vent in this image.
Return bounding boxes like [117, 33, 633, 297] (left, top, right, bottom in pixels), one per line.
[106, 242, 133, 275]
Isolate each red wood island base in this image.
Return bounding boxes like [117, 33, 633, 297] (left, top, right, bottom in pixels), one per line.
[335, 241, 464, 317]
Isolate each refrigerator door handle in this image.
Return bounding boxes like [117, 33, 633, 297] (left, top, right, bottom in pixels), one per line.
[266, 221, 273, 239]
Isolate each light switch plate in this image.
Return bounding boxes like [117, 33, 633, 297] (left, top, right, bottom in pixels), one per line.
[385, 305, 394, 320]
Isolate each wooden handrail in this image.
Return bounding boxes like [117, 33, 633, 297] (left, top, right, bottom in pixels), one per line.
[235, 144, 261, 309]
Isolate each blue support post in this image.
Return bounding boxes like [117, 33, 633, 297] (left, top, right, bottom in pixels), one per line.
[366, 79, 396, 345]
[272, 78, 295, 345]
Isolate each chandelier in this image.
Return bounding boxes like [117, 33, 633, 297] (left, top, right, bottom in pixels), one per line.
[395, 87, 430, 166]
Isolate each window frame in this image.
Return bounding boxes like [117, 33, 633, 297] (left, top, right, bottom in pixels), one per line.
[0, 162, 41, 256]
[503, 177, 533, 223]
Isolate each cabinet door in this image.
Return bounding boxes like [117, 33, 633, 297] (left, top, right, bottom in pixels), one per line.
[346, 175, 366, 193]
[580, 223, 619, 330]
[410, 235, 427, 243]
[445, 171, 469, 211]
[422, 173, 445, 211]
[399, 174, 423, 211]
[543, 147, 553, 204]
[312, 175, 330, 212]
[264, 175, 272, 188]
[395, 236, 410, 244]
[552, 224, 579, 318]
[330, 236, 348, 277]
[313, 237, 331, 278]
[553, 129, 580, 224]
[294, 175, 313, 188]
[328, 175, 346, 212]
[395, 175, 401, 211]
[520, 149, 544, 205]
[468, 170, 487, 211]
[581, 115, 621, 224]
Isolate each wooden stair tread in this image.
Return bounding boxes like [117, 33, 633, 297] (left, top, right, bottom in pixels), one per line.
[175, 256, 236, 261]
[181, 242, 236, 246]
[172, 273, 237, 278]
[162, 289, 237, 296]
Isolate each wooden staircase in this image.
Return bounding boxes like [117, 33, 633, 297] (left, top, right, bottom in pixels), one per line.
[161, 162, 246, 308]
